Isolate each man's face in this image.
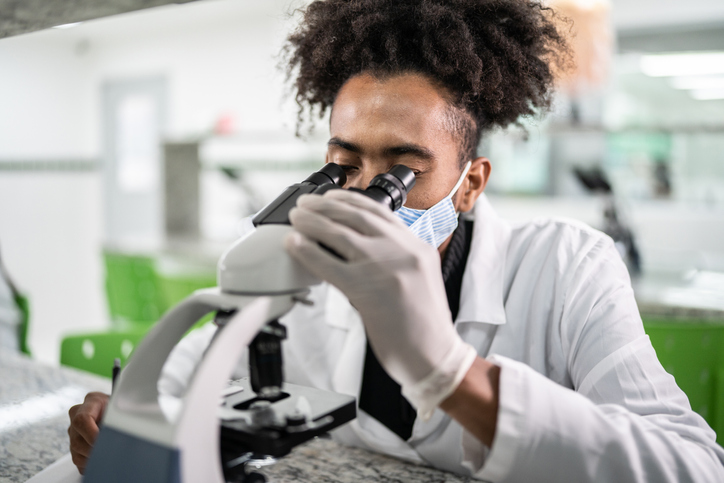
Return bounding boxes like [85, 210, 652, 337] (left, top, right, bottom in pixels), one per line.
[326, 73, 465, 211]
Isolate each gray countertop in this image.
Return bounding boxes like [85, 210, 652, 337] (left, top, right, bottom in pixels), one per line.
[0, 351, 472, 483]
[0, 351, 111, 482]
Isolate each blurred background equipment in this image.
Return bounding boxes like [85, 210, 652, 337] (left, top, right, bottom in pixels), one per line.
[573, 166, 641, 275]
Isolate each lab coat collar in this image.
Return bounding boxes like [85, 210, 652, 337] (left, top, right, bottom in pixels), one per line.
[455, 193, 510, 326]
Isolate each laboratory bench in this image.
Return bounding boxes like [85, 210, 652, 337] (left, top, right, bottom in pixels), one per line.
[0, 351, 473, 483]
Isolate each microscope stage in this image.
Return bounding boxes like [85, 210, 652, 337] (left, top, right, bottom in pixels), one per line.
[219, 377, 356, 458]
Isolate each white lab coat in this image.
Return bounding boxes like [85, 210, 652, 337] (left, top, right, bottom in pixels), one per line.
[160, 194, 724, 482]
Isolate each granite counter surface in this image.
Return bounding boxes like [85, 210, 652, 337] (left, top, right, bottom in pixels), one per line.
[0, 351, 111, 482]
[0, 352, 473, 483]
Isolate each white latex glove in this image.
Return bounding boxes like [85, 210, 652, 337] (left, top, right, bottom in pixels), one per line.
[285, 189, 477, 419]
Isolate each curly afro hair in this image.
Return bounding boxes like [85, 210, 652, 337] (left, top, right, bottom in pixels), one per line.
[284, 0, 570, 163]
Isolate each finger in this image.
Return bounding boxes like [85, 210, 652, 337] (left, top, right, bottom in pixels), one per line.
[68, 428, 93, 458]
[68, 403, 79, 419]
[285, 231, 349, 286]
[83, 392, 109, 420]
[297, 190, 403, 226]
[296, 193, 405, 237]
[70, 393, 108, 446]
[323, 188, 408, 224]
[70, 451, 88, 475]
[71, 410, 100, 446]
[288, 206, 368, 261]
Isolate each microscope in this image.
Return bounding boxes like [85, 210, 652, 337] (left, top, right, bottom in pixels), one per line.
[83, 163, 416, 483]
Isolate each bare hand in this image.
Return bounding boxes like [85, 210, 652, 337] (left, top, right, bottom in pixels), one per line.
[68, 392, 109, 474]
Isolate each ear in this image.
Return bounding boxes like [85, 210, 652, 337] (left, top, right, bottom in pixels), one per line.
[456, 157, 491, 213]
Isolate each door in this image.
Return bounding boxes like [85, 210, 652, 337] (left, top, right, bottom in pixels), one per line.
[102, 77, 166, 246]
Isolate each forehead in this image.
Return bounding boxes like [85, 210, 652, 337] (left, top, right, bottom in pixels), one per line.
[329, 73, 455, 147]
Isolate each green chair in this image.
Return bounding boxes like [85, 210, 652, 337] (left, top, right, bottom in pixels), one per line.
[0, 249, 31, 356]
[643, 318, 724, 446]
[61, 251, 216, 378]
[15, 293, 31, 356]
[103, 251, 166, 328]
[60, 328, 149, 378]
[157, 270, 217, 328]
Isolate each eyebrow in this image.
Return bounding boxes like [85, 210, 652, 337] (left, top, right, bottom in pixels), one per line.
[327, 137, 362, 153]
[327, 137, 435, 161]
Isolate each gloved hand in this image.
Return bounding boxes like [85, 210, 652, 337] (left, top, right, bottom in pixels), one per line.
[285, 189, 477, 419]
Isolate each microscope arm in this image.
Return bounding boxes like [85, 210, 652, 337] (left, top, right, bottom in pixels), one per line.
[84, 289, 296, 483]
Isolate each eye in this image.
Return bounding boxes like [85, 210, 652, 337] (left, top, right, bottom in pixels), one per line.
[393, 164, 422, 177]
[338, 164, 358, 174]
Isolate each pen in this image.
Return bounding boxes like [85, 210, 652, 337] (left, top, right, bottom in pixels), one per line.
[112, 358, 121, 394]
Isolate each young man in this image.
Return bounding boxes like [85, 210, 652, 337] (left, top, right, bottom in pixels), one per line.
[70, 1, 724, 480]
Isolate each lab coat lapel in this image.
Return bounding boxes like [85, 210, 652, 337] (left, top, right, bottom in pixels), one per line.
[456, 194, 510, 327]
[324, 285, 366, 396]
[411, 195, 511, 447]
[324, 286, 425, 462]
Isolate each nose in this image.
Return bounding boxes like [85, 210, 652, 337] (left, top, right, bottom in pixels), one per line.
[346, 166, 384, 190]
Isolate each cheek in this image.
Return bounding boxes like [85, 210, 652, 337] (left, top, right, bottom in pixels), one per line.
[404, 178, 446, 210]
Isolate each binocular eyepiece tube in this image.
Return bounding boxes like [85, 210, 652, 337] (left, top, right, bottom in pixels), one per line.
[252, 163, 416, 226]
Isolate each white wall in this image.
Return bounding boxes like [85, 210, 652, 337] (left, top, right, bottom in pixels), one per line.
[0, 31, 96, 158]
[0, 25, 104, 364]
[0, 174, 106, 364]
[82, 0, 301, 138]
[0, 0, 304, 365]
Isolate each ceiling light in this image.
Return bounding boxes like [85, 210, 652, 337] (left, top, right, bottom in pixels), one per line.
[690, 88, 724, 100]
[670, 75, 724, 90]
[640, 52, 724, 77]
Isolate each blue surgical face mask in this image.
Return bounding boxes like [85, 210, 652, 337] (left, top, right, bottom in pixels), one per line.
[395, 161, 472, 247]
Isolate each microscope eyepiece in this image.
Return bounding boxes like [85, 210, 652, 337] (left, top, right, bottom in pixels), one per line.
[302, 162, 347, 187]
[357, 165, 416, 211]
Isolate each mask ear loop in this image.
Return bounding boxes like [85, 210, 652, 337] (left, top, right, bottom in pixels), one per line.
[448, 161, 472, 199]
[449, 161, 473, 219]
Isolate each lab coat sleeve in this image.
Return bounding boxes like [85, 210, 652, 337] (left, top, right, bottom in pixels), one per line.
[158, 322, 219, 397]
[469, 236, 724, 483]
[157, 322, 251, 398]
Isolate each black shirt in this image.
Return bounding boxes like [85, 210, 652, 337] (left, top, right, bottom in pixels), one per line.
[357, 219, 474, 440]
